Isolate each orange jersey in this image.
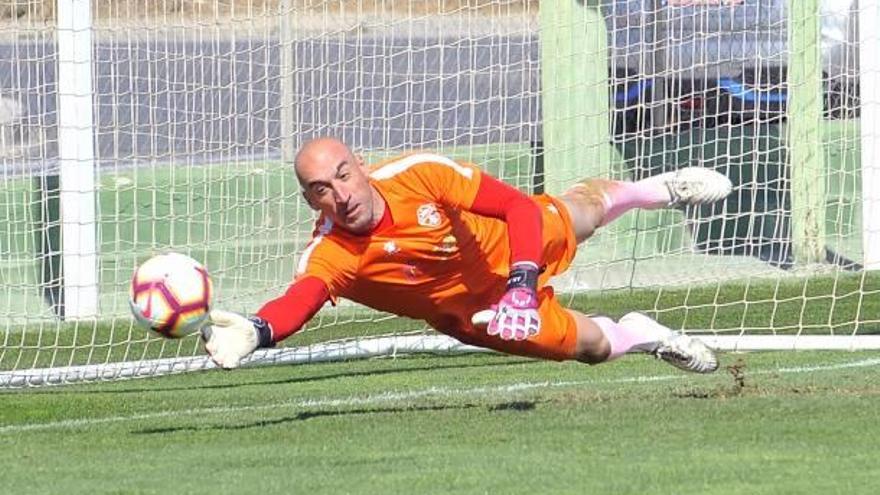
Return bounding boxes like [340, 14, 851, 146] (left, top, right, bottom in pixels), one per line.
[298, 153, 578, 358]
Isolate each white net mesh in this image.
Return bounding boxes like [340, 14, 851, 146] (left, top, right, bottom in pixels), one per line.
[1, 0, 877, 387]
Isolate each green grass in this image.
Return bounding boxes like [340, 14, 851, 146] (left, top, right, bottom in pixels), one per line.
[0, 144, 535, 321]
[1, 125, 862, 321]
[0, 126, 864, 320]
[2, 351, 880, 494]
[3, 271, 880, 372]
[569, 270, 880, 335]
[0, 160, 305, 319]
[3, 133, 879, 492]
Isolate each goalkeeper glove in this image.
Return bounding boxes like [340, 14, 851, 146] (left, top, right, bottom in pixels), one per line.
[201, 310, 274, 369]
[484, 262, 541, 341]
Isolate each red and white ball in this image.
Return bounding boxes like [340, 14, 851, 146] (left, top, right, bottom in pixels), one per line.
[129, 253, 212, 338]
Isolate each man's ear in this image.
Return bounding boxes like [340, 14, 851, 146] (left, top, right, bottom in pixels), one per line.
[301, 190, 319, 211]
[355, 153, 366, 170]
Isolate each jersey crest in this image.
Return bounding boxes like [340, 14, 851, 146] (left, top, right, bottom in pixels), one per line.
[417, 203, 442, 227]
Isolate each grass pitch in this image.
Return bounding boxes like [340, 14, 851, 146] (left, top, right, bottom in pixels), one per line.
[2, 350, 880, 494]
[1, 127, 877, 492]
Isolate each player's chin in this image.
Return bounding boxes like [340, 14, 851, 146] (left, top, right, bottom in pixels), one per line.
[340, 214, 371, 234]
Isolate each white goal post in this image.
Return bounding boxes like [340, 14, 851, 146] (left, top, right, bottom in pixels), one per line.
[7, 333, 880, 388]
[57, 0, 98, 319]
[861, 0, 880, 268]
[1, 0, 879, 388]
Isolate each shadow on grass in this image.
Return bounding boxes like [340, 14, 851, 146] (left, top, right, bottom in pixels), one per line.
[133, 404, 476, 434]
[488, 400, 536, 412]
[34, 356, 540, 396]
[131, 399, 540, 435]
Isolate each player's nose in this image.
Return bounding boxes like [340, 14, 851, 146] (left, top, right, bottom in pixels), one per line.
[331, 185, 347, 204]
[334, 193, 352, 211]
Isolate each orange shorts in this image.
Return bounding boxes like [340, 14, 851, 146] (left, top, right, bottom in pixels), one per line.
[449, 194, 581, 361]
[476, 285, 580, 361]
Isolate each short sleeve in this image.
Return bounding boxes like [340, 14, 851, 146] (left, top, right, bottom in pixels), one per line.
[295, 221, 357, 301]
[370, 153, 483, 209]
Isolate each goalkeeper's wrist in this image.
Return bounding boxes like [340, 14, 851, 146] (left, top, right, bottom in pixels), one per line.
[248, 316, 276, 348]
[507, 261, 539, 293]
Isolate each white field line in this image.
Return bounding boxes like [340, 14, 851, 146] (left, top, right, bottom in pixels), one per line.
[2, 357, 879, 435]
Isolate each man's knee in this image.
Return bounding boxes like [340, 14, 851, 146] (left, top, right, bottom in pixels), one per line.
[574, 336, 610, 364]
[559, 179, 611, 243]
[560, 179, 613, 208]
[567, 310, 611, 364]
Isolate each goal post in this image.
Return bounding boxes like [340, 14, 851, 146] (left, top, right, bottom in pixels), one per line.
[788, 0, 827, 265]
[3, 1, 880, 388]
[538, 0, 613, 194]
[56, 0, 98, 319]
[279, 0, 296, 165]
[538, 0, 876, 345]
[860, 0, 880, 269]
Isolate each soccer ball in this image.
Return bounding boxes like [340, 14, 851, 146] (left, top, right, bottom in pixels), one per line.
[129, 253, 212, 338]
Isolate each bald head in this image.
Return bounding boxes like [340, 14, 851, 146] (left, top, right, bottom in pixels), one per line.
[294, 137, 355, 187]
[294, 137, 381, 234]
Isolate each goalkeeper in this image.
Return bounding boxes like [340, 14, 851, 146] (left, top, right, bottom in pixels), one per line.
[203, 137, 732, 372]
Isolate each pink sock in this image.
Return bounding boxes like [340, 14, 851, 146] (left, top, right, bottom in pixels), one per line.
[599, 177, 672, 226]
[592, 316, 666, 361]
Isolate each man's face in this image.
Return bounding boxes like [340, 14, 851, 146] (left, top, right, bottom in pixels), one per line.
[296, 139, 376, 234]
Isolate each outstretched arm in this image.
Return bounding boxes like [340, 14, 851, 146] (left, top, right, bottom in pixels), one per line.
[468, 173, 543, 267]
[202, 276, 330, 369]
[467, 174, 543, 341]
[256, 276, 330, 342]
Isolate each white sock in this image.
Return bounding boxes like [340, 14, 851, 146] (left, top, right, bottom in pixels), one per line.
[593, 315, 670, 360]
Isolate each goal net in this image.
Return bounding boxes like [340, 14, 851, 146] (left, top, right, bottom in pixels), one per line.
[1, 0, 877, 387]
